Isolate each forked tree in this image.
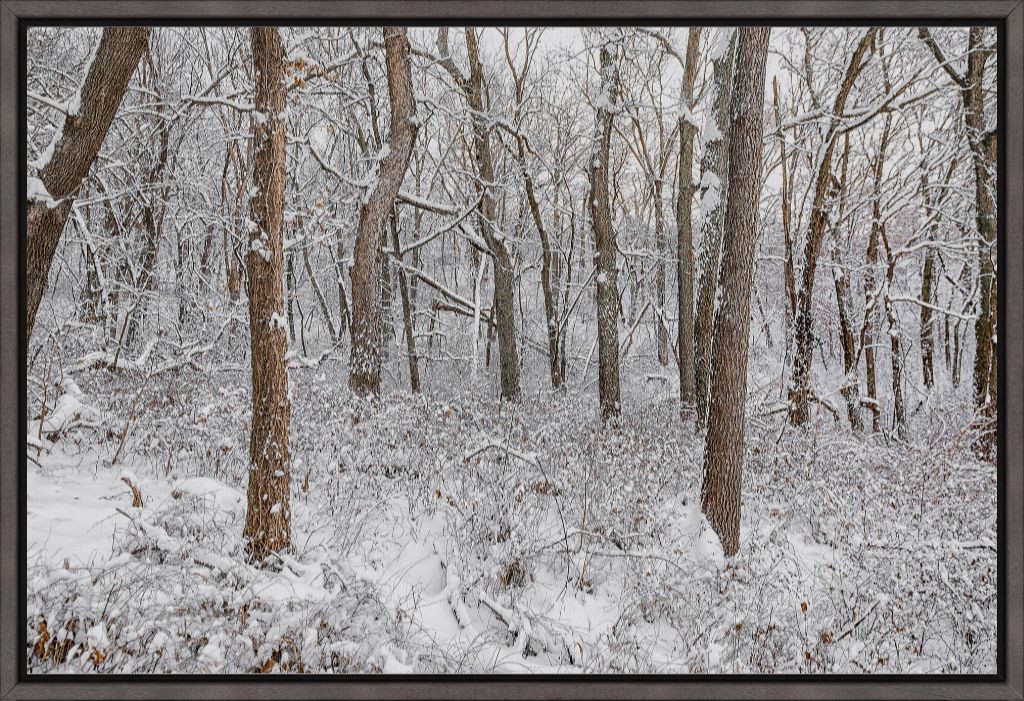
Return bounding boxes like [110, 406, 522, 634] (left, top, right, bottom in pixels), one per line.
[349, 27, 420, 395]
[700, 26, 770, 557]
[26, 27, 150, 340]
[243, 26, 292, 563]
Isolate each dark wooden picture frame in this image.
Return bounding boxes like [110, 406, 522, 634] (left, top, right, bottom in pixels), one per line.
[1, 1, 1021, 698]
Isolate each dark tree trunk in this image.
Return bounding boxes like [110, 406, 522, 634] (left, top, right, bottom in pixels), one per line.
[388, 215, 421, 392]
[26, 27, 150, 340]
[676, 27, 702, 408]
[591, 42, 621, 420]
[243, 26, 292, 563]
[788, 28, 878, 426]
[349, 27, 419, 395]
[693, 30, 737, 429]
[463, 28, 522, 402]
[831, 136, 863, 432]
[701, 26, 770, 558]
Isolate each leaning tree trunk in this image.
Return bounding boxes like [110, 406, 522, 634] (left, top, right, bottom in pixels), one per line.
[349, 27, 419, 395]
[788, 28, 877, 426]
[676, 27, 702, 408]
[26, 27, 150, 340]
[243, 26, 292, 563]
[591, 42, 621, 421]
[693, 29, 737, 429]
[701, 26, 771, 557]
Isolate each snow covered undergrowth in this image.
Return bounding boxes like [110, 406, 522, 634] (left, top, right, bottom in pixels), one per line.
[26, 366, 996, 674]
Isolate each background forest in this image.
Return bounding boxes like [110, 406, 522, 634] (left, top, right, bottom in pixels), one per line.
[25, 25, 997, 674]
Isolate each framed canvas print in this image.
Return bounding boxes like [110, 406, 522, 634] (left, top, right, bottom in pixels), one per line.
[1, 1, 1021, 699]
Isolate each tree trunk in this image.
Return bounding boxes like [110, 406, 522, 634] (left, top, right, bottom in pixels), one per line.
[591, 41, 621, 421]
[788, 28, 877, 426]
[348, 27, 419, 395]
[243, 26, 292, 563]
[860, 115, 893, 435]
[881, 228, 908, 441]
[26, 27, 150, 340]
[676, 27, 702, 407]
[693, 29, 737, 428]
[464, 29, 522, 402]
[388, 214, 421, 392]
[654, 182, 668, 367]
[701, 26, 770, 557]
[919, 27, 996, 417]
[831, 136, 863, 433]
[520, 140, 563, 389]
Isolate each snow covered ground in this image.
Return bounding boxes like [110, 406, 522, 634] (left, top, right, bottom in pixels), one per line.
[26, 362, 997, 674]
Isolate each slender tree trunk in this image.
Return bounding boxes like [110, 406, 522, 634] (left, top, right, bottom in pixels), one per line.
[26, 27, 150, 340]
[298, 224, 339, 343]
[881, 228, 908, 440]
[701, 26, 770, 557]
[520, 140, 563, 389]
[788, 28, 877, 426]
[388, 214, 421, 392]
[464, 28, 522, 402]
[243, 26, 292, 563]
[676, 27, 701, 407]
[349, 27, 419, 395]
[920, 27, 996, 416]
[591, 41, 621, 420]
[831, 136, 863, 432]
[693, 30, 737, 428]
[654, 181, 669, 366]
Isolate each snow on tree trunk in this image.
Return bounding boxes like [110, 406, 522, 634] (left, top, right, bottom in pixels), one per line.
[788, 28, 878, 427]
[676, 27, 702, 408]
[693, 29, 736, 429]
[349, 27, 419, 396]
[591, 41, 621, 421]
[243, 26, 292, 563]
[700, 26, 770, 558]
[26, 27, 150, 340]
[464, 28, 523, 403]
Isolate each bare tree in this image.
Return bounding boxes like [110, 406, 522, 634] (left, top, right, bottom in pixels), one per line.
[26, 27, 150, 340]
[349, 27, 419, 395]
[788, 28, 877, 426]
[675, 27, 702, 408]
[591, 39, 621, 420]
[919, 27, 997, 431]
[693, 29, 736, 428]
[700, 26, 770, 557]
[243, 27, 292, 563]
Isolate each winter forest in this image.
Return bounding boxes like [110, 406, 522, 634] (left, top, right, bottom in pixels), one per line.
[25, 25, 998, 674]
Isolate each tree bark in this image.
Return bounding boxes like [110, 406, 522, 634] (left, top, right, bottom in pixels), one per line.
[388, 214, 421, 392]
[700, 27, 770, 557]
[591, 41, 621, 421]
[243, 27, 292, 563]
[349, 27, 419, 395]
[831, 135, 863, 433]
[788, 28, 877, 426]
[463, 28, 523, 402]
[26, 27, 150, 340]
[676, 27, 702, 407]
[919, 27, 997, 418]
[693, 30, 737, 428]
